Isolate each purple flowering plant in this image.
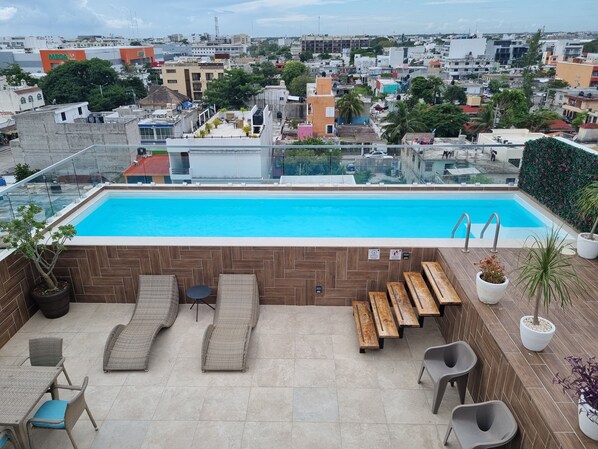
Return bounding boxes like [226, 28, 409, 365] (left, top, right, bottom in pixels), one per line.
[554, 356, 598, 423]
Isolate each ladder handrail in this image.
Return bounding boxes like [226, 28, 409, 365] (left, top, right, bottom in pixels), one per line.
[480, 212, 501, 253]
[451, 212, 471, 253]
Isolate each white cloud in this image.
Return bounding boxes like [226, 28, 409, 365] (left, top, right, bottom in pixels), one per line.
[230, 0, 345, 13]
[75, 2, 151, 29]
[256, 14, 310, 25]
[0, 6, 17, 21]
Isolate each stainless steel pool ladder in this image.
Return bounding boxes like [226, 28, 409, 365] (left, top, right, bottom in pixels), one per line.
[451, 213, 472, 253]
[479, 212, 501, 253]
[451, 212, 501, 253]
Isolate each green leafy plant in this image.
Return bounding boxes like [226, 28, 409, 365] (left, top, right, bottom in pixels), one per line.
[14, 163, 40, 182]
[577, 180, 598, 240]
[516, 228, 578, 326]
[205, 123, 213, 134]
[478, 255, 506, 284]
[0, 204, 76, 293]
[213, 118, 222, 128]
[242, 124, 251, 135]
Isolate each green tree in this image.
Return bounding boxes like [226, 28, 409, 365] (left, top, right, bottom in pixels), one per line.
[203, 68, 263, 109]
[336, 91, 364, 124]
[519, 29, 543, 105]
[488, 89, 529, 128]
[408, 76, 444, 106]
[130, 40, 142, 46]
[471, 106, 496, 134]
[319, 52, 332, 60]
[281, 61, 309, 86]
[0, 64, 37, 86]
[572, 112, 589, 130]
[14, 163, 39, 182]
[417, 103, 469, 137]
[299, 51, 313, 62]
[520, 109, 560, 132]
[180, 38, 189, 45]
[252, 61, 279, 87]
[546, 79, 569, 90]
[443, 85, 466, 104]
[488, 79, 508, 93]
[382, 101, 426, 143]
[285, 139, 343, 176]
[583, 39, 598, 53]
[288, 75, 314, 97]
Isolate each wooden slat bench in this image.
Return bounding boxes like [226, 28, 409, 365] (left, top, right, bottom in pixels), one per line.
[421, 261, 462, 315]
[386, 282, 420, 337]
[368, 292, 399, 348]
[404, 272, 441, 326]
[352, 300, 379, 353]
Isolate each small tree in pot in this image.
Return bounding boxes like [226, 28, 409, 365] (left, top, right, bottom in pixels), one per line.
[516, 228, 578, 351]
[554, 356, 598, 441]
[0, 203, 76, 318]
[576, 180, 598, 259]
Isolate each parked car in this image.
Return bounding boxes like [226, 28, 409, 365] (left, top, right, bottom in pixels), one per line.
[364, 150, 393, 159]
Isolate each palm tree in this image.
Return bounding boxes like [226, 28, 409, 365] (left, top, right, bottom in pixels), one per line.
[381, 102, 426, 144]
[336, 91, 364, 124]
[428, 76, 445, 105]
[471, 106, 495, 135]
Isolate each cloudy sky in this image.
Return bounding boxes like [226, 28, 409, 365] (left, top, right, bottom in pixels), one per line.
[0, 0, 596, 38]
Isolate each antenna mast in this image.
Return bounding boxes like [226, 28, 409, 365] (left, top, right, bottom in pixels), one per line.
[214, 17, 219, 39]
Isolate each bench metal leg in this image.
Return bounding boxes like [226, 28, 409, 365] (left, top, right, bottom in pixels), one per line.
[359, 348, 365, 354]
[398, 327, 404, 338]
[439, 305, 445, 316]
[378, 338, 385, 349]
[418, 316, 425, 327]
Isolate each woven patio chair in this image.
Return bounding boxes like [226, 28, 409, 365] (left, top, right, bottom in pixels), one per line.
[27, 376, 97, 449]
[23, 337, 72, 386]
[0, 428, 20, 449]
[443, 400, 518, 449]
[201, 274, 260, 372]
[103, 275, 179, 372]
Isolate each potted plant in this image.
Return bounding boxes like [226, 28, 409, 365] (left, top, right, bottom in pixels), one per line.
[242, 124, 251, 137]
[516, 228, 578, 351]
[576, 180, 598, 259]
[554, 356, 598, 441]
[213, 118, 221, 128]
[475, 254, 508, 304]
[0, 203, 76, 318]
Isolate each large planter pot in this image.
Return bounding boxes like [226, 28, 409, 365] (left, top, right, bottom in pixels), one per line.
[579, 396, 598, 441]
[577, 233, 598, 260]
[519, 316, 555, 351]
[31, 282, 71, 319]
[475, 272, 509, 304]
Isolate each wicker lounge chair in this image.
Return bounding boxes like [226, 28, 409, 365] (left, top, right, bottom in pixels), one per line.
[201, 274, 260, 372]
[103, 275, 179, 372]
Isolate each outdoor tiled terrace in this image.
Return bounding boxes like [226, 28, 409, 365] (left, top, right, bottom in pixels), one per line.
[0, 303, 469, 449]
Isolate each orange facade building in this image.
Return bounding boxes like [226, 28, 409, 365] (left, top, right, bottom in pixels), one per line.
[306, 77, 335, 138]
[40, 46, 155, 73]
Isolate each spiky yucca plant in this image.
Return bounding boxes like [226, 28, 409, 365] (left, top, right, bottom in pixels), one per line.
[578, 180, 598, 241]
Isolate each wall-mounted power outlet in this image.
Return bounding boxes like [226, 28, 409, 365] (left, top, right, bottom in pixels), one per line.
[315, 286, 323, 294]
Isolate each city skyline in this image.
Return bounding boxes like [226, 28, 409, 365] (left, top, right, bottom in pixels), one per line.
[0, 0, 596, 39]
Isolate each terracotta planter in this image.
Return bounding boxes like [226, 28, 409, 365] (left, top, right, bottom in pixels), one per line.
[579, 396, 598, 441]
[31, 282, 71, 319]
[475, 272, 509, 304]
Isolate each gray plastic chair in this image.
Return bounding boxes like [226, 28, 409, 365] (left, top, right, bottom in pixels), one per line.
[417, 341, 477, 414]
[25, 337, 72, 386]
[27, 376, 98, 449]
[444, 400, 518, 449]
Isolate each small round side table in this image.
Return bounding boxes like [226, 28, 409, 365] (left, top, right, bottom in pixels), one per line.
[186, 285, 213, 322]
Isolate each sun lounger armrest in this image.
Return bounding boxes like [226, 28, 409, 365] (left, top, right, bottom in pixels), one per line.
[201, 324, 215, 372]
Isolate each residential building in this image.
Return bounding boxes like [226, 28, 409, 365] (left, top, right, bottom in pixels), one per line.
[354, 54, 377, 73]
[0, 36, 60, 51]
[443, 55, 495, 80]
[485, 38, 528, 66]
[0, 84, 44, 115]
[160, 60, 226, 102]
[301, 35, 371, 54]
[123, 154, 171, 184]
[387, 46, 427, 66]
[191, 43, 247, 58]
[253, 82, 289, 122]
[231, 34, 251, 45]
[561, 91, 598, 122]
[39, 46, 155, 73]
[556, 61, 598, 88]
[166, 106, 273, 182]
[10, 102, 140, 169]
[444, 37, 487, 60]
[305, 77, 335, 138]
[375, 78, 401, 96]
[541, 40, 584, 65]
[0, 51, 47, 74]
[477, 129, 546, 168]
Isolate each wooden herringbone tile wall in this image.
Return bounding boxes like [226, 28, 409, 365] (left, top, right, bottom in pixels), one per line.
[53, 246, 438, 306]
[0, 252, 36, 348]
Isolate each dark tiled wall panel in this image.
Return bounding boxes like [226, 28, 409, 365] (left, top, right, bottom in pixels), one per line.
[0, 253, 37, 348]
[54, 246, 437, 306]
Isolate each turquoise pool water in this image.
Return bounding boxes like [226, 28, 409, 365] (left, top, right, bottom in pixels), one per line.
[72, 194, 548, 238]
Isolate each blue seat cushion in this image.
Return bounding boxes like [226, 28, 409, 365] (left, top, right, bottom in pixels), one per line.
[31, 400, 67, 429]
[0, 433, 9, 448]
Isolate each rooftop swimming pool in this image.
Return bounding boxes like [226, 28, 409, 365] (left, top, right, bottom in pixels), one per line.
[68, 191, 564, 243]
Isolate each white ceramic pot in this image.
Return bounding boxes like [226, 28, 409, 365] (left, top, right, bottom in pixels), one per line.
[519, 316, 555, 351]
[579, 397, 598, 441]
[475, 272, 509, 305]
[577, 233, 598, 260]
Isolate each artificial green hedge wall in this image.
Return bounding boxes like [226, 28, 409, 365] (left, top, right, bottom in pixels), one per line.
[519, 137, 598, 232]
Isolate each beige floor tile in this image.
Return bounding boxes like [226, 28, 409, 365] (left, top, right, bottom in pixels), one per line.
[340, 423, 391, 449]
[294, 359, 336, 387]
[337, 388, 387, 423]
[241, 421, 292, 449]
[107, 385, 165, 420]
[152, 387, 207, 421]
[334, 358, 379, 388]
[166, 357, 205, 387]
[294, 335, 334, 359]
[255, 333, 295, 359]
[200, 386, 250, 421]
[90, 420, 149, 449]
[140, 421, 196, 449]
[292, 387, 338, 423]
[291, 422, 341, 449]
[246, 387, 293, 422]
[29, 418, 99, 449]
[85, 385, 123, 421]
[251, 358, 294, 387]
[381, 389, 445, 425]
[374, 360, 423, 389]
[388, 424, 446, 449]
[191, 421, 244, 449]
